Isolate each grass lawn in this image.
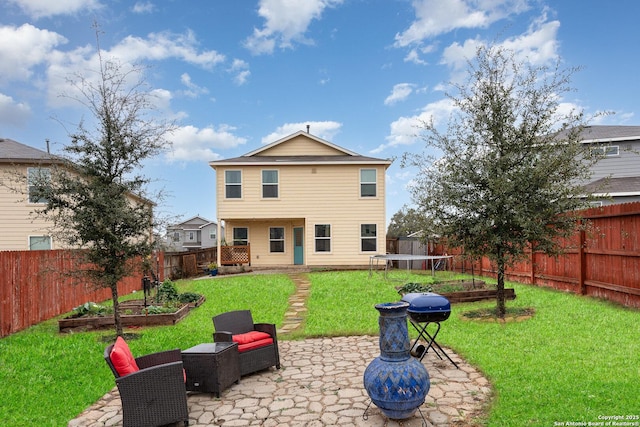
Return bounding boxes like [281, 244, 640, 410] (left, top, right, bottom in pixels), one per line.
[0, 270, 637, 426]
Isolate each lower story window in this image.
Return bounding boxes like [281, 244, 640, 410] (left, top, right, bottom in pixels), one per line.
[233, 227, 248, 245]
[29, 235, 51, 250]
[315, 224, 331, 252]
[269, 227, 285, 253]
[361, 224, 377, 252]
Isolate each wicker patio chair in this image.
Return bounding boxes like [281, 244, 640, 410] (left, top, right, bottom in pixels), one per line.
[104, 337, 189, 427]
[213, 310, 281, 376]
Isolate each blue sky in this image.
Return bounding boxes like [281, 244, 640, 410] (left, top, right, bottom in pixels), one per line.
[1, 0, 639, 228]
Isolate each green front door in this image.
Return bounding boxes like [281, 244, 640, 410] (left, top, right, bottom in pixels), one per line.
[293, 227, 304, 265]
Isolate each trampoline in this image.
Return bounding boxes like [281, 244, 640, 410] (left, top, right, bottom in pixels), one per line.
[369, 254, 453, 279]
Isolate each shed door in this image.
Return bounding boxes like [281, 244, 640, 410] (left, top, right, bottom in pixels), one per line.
[293, 227, 304, 265]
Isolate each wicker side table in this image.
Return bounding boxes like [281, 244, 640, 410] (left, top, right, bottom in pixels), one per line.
[182, 342, 240, 397]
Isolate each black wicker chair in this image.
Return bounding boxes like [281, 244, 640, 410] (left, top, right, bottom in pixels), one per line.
[213, 310, 281, 376]
[104, 337, 189, 427]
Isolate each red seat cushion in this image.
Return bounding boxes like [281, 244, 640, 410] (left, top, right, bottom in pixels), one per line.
[237, 338, 274, 353]
[109, 336, 139, 377]
[232, 331, 271, 345]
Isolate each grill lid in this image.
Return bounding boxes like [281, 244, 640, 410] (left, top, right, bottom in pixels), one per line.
[401, 292, 451, 314]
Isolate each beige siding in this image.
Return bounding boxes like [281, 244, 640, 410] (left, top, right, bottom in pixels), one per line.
[260, 135, 346, 156]
[0, 165, 58, 250]
[218, 163, 387, 266]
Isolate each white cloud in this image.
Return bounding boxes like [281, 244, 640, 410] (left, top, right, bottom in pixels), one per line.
[132, 1, 155, 14]
[244, 0, 344, 55]
[262, 121, 342, 144]
[167, 125, 248, 162]
[229, 59, 250, 85]
[0, 24, 67, 83]
[384, 83, 415, 106]
[373, 98, 456, 154]
[0, 92, 31, 127]
[46, 30, 225, 108]
[395, 0, 530, 47]
[6, 0, 102, 19]
[179, 73, 209, 98]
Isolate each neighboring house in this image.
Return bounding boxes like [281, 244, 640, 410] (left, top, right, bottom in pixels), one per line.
[164, 215, 223, 252]
[0, 137, 155, 251]
[209, 130, 392, 267]
[0, 138, 65, 250]
[579, 125, 640, 205]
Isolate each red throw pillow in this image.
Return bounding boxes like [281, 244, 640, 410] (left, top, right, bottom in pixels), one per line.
[232, 331, 271, 345]
[110, 336, 140, 377]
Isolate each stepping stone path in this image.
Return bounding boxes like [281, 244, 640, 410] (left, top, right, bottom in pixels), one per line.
[69, 272, 492, 426]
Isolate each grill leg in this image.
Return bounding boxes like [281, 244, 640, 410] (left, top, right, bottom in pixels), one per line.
[409, 321, 459, 369]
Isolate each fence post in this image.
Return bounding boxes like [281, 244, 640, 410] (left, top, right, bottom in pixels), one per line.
[579, 221, 586, 295]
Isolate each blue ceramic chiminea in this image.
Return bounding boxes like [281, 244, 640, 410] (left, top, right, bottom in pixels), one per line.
[363, 301, 430, 419]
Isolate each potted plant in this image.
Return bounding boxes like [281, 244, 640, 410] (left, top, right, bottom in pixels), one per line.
[207, 262, 218, 276]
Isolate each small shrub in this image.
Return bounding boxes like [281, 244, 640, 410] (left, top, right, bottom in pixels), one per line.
[178, 292, 202, 303]
[143, 305, 175, 315]
[398, 282, 433, 294]
[156, 280, 179, 303]
[71, 302, 111, 317]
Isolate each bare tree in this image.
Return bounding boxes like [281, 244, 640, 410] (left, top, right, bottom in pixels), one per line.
[32, 27, 174, 336]
[404, 44, 600, 317]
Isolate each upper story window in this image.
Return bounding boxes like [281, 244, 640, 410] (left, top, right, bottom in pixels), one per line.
[225, 170, 242, 199]
[361, 224, 377, 252]
[233, 227, 248, 246]
[360, 169, 376, 197]
[29, 235, 51, 250]
[314, 224, 331, 252]
[269, 227, 285, 253]
[28, 167, 51, 204]
[172, 231, 180, 242]
[209, 229, 216, 240]
[591, 145, 619, 157]
[262, 170, 279, 198]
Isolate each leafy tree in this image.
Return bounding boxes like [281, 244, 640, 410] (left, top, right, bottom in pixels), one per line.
[32, 29, 174, 336]
[403, 44, 599, 317]
[387, 205, 426, 237]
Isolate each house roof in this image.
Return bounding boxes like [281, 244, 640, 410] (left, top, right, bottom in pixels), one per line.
[584, 176, 640, 196]
[209, 131, 392, 168]
[578, 125, 640, 143]
[0, 138, 63, 164]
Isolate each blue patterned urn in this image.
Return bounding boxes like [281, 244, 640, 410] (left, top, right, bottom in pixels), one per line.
[363, 301, 430, 419]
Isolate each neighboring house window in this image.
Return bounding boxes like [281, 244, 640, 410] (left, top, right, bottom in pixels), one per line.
[262, 170, 279, 198]
[188, 231, 195, 241]
[172, 232, 180, 242]
[209, 229, 216, 240]
[315, 224, 331, 252]
[29, 235, 51, 250]
[361, 224, 377, 252]
[28, 167, 51, 203]
[233, 227, 248, 245]
[360, 169, 376, 197]
[591, 145, 619, 157]
[225, 170, 242, 198]
[269, 227, 285, 253]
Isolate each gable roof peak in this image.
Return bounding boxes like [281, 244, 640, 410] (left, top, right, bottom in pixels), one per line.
[244, 130, 359, 157]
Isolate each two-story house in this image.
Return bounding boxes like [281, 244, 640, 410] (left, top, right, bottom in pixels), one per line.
[0, 138, 65, 250]
[164, 215, 223, 252]
[209, 131, 392, 267]
[579, 125, 640, 205]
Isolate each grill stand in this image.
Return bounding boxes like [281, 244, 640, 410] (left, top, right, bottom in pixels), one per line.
[408, 320, 459, 369]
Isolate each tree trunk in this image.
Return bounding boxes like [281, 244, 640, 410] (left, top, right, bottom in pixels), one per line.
[496, 255, 506, 318]
[111, 284, 123, 337]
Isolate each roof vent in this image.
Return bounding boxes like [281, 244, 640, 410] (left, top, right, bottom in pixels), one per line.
[306, 125, 310, 133]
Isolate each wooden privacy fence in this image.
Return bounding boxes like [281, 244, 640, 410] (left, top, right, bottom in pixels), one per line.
[0, 250, 165, 338]
[446, 202, 640, 309]
[163, 245, 250, 279]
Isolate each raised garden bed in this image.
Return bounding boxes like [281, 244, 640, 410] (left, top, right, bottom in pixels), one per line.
[58, 296, 205, 333]
[397, 280, 516, 303]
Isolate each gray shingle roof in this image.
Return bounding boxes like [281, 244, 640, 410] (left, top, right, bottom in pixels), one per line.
[584, 176, 640, 194]
[579, 125, 640, 142]
[0, 138, 61, 163]
[210, 154, 392, 166]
